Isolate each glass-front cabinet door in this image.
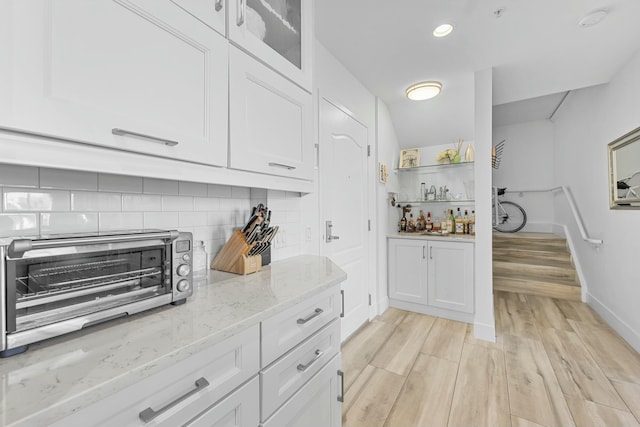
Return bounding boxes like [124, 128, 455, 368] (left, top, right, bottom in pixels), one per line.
[228, 0, 312, 91]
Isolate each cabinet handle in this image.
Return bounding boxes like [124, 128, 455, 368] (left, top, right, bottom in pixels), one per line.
[297, 308, 323, 324]
[268, 162, 297, 170]
[139, 377, 209, 423]
[236, 0, 245, 26]
[340, 290, 345, 318]
[423, 245, 426, 259]
[297, 349, 323, 372]
[430, 246, 433, 260]
[215, 0, 223, 12]
[112, 128, 179, 147]
[337, 370, 345, 403]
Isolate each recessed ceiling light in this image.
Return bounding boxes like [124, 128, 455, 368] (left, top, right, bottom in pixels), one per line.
[433, 24, 453, 38]
[406, 81, 442, 101]
[578, 10, 607, 28]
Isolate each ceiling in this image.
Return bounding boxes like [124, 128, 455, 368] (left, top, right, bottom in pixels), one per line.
[314, 0, 640, 148]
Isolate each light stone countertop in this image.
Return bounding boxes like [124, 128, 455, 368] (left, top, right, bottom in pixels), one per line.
[388, 232, 476, 242]
[0, 255, 346, 427]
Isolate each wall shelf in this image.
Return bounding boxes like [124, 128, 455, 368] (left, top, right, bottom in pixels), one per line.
[395, 161, 474, 173]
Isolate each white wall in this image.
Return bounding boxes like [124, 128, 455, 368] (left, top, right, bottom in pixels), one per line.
[493, 120, 555, 232]
[375, 99, 400, 314]
[553, 48, 640, 352]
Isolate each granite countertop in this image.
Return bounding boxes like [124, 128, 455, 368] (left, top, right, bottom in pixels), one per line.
[388, 232, 475, 242]
[0, 255, 347, 427]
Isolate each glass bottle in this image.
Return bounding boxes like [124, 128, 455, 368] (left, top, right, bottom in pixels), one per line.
[192, 240, 208, 280]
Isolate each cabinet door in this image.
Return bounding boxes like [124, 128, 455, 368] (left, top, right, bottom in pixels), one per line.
[388, 238, 428, 305]
[228, 0, 312, 90]
[187, 377, 259, 427]
[229, 46, 313, 180]
[261, 354, 342, 427]
[427, 241, 474, 313]
[171, 0, 226, 35]
[0, 0, 228, 166]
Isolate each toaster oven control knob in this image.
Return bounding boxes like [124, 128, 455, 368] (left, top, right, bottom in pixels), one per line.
[182, 253, 191, 262]
[177, 264, 191, 277]
[177, 279, 190, 292]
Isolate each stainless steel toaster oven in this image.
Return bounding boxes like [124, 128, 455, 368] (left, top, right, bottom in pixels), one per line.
[0, 230, 193, 357]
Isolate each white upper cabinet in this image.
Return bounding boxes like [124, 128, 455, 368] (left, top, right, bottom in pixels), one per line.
[228, 0, 312, 91]
[0, 0, 228, 167]
[229, 46, 313, 180]
[171, 0, 226, 36]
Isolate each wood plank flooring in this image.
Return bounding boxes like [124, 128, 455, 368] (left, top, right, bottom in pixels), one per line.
[342, 292, 640, 426]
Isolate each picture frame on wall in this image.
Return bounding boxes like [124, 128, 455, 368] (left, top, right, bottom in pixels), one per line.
[399, 148, 420, 168]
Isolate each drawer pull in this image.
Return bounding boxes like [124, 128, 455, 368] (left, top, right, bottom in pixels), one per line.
[297, 350, 323, 372]
[236, 0, 245, 26]
[268, 162, 297, 170]
[139, 377, 209, 423]
[112, 128, 179, 147]
[215, 0, 223, 11]
[338, 370, 345, 402]
[297, 308, 323, 324]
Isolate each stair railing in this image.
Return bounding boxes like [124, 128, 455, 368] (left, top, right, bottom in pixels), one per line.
[505, 186, 603, 246]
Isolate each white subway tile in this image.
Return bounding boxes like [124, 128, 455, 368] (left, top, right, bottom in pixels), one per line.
[286, 191, 301, 199]
[71, 191, 122, 212]
[99, 212, 144, 231]
[3, 188, 70, 212]
[143, 212, 179, 229]
[192, 226, 218, 242]
[40, 168, 98, 191]
[122, 194, 162, 212]
[250, 188, 267, 201]
[179, 181, 208, 197]
[143, 178, 179, 195]
[0, 213, 38, 237]
[162, 196, 194, 212]
[41, 213, 98, 234]
[194, 197, 219, 212]
[231, 186, 251, 199]
[0, 164, 39, 188]
[286, 211, 301, 223]
[98, 173, 143, 193]
[207, 184, 232, 198]
[179, 212, 208, 227]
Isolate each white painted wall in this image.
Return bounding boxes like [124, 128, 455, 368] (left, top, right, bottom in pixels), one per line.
[474, 68, 496, 342]
[552, 48, 640, 352]
[493, 120, 556, 232]
[375, 99, 400, 314]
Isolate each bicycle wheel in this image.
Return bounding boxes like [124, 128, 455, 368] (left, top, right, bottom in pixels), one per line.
[494, 201, 527, 233]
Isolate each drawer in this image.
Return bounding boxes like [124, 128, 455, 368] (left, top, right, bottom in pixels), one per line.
[260, 319, 341, 420]
[55, 324, 260, 427]
[261, 353, 342, 427]
[187, 376, 259, 427]
[261, 286, 341, 367]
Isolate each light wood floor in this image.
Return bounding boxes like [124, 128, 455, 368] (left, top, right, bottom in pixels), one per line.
[341, 291, 640, 427]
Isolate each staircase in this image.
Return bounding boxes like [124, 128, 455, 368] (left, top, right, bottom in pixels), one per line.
[493, 232, 581, 301]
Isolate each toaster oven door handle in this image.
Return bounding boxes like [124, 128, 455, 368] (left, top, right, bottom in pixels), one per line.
[139, 377, 210, 423]
[8, 230, 180, 258]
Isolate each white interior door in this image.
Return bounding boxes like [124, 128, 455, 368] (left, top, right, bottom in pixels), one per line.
[320, 98, 370, 340]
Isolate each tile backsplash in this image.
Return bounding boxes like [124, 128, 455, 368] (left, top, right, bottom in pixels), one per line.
[0, 164, 302, 264]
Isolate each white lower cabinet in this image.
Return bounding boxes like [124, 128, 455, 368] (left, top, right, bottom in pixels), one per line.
[388, 237, 474, 322]
[187, 377, 259, 427]
[261, 354, 342, 427]
[228, 46, 314, 180]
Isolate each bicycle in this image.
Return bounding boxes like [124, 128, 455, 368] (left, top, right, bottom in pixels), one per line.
[493, 187, 527, 232]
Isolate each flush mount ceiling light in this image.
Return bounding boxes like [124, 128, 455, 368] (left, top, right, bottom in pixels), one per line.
[433, 23, 453, 38]
[578, 10, 608, 28]
[406, 81, 442, 100]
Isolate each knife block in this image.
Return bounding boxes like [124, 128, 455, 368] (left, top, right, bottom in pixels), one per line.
[210, 230, 262, 275]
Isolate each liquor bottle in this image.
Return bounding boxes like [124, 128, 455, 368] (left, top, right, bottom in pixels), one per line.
[455, 208, 464, 234]
[449, 209, 456, 234]
[400, 215, 407, 232]
[463, 210, 470, 234]
[408, 213, 415, 232]
[469, 210, 476, 235]
[426, 211, 433, 232]
[441, 210, 449, 234]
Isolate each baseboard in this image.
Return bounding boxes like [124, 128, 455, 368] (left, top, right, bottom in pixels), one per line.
[473, 321, 496, 343]
[587, 292, 640, 354]
[377, 296, 390, 317]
